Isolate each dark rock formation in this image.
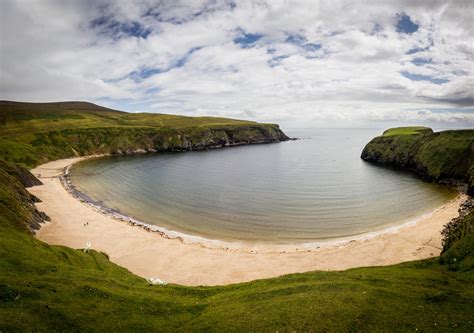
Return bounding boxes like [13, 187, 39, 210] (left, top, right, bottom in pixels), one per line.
[0, 160, 43, 187]
[441, 198, 474, 253]
[0, 161, 50, 233]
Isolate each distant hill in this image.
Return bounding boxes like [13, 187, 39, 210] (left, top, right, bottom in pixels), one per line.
[0, 100, 258, 133]
[0, 101, 289, 168]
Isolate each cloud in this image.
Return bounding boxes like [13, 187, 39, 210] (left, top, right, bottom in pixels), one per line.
[1, 0, 473, 128]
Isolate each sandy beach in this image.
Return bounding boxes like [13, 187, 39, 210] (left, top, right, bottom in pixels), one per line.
[30, 157, 466, 286]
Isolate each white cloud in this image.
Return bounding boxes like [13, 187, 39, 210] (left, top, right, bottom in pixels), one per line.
[1, 0, 473, 128]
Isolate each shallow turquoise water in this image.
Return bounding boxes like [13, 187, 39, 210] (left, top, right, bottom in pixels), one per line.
[70, 129, 455, 243]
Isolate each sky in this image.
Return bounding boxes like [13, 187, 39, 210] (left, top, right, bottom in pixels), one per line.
[1, 0, 473, 128]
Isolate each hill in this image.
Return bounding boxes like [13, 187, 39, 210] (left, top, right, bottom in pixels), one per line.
[0, 101, 289, 168]
[361, 126, 474, 195]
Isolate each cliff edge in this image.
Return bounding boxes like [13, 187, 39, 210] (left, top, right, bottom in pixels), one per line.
[361, 127, 474, 195]
[0, 101, 290, 168]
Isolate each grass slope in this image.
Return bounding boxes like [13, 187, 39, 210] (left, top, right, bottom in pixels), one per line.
[1, 226, 473, 332]
[361, 127, 474, 195]
[0, 101, 256, 136]
[382, 126, 433, 137]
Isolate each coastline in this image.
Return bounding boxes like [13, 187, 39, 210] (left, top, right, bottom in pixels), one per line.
[61, 159, 458, 251]
[31, 156, 467, 286]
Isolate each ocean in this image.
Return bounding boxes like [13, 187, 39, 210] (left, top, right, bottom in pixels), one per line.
[69, 128, 455, 244]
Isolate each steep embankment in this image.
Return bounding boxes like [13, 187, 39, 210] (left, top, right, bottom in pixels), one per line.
[0, 101, 289, 168]
[0, 160, 49, 232]
[361, 127, 474, 195]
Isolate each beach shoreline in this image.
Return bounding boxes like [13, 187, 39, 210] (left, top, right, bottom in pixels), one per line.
[31, 156, 467, 286]
[62, 157, 457, 252]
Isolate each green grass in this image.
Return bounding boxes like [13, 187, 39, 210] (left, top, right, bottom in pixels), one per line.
[382, 126, 433, 137]
[1, 226, 473, 332]
[415, 130, 474, 180]
[0, 105, 473, 331]
[0, 101, 257, 138]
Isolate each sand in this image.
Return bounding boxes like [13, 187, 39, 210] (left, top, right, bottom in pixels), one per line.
[30, 157, 465, 286]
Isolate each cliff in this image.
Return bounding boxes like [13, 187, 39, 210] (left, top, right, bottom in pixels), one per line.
[361, 127, 474, 195]
[0, 101, 289, 168]
[0, 160, 50, 232]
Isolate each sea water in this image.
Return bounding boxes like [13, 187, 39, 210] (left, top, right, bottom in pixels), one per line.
[70, 129, 456, 243]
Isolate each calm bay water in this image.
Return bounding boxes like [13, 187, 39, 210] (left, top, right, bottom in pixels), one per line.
[70, 129, 455, 243]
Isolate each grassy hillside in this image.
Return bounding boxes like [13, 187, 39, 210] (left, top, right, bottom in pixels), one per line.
[0, 101, 289, 168]
[361, 127, 474, 195]
[0, 109, 473, 331]
[0, 101, 260, 135]
[0, 161, 48, 232]
[0, 161, 472, 331]
[1, 225, 472, 332]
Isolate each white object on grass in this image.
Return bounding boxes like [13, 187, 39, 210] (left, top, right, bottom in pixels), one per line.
[147, 277, 167, 285]
[84, 241, 92, 253]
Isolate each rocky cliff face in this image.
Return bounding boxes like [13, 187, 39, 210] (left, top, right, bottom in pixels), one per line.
[29, 124, 290, 162]
[1, 161, 43, 187]
[361, 128, 474, 195]
[0, 161, 50, 233]
[440, 199, 474, 254]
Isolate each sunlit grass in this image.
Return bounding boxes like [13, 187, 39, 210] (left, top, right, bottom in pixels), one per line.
[0, 225, 473, 332]
[382, 126, 432, 137]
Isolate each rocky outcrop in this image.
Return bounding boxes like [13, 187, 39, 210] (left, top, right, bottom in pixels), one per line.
[361, 128, 474, 195]
[441, 198, 474, 254]
[0, 160, 43, 187]
[0, 161, 50, 233]
[114, 125, 289, 153]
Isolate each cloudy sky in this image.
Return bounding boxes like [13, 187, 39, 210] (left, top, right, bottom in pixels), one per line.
[1, 0, 473, 128]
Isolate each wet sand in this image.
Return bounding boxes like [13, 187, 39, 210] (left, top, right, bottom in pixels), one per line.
[31, 157, 465, 286]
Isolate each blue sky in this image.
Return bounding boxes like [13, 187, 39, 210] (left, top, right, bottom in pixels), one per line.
[0, 0, 473, 128]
